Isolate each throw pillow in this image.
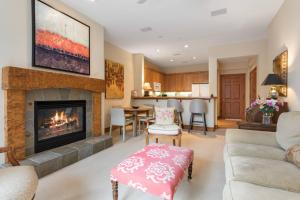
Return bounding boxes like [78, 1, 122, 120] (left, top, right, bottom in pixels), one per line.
[155, 107, 175, 125]
[286, 144, 300, 168]
[276, 111, 300, 150]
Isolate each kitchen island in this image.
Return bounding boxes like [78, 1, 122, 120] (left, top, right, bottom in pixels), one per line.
[131, 96, 217, 130]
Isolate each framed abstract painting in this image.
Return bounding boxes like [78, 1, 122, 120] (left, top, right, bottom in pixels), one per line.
[105, 60, 124, 99]
[32, 0, 90, 75]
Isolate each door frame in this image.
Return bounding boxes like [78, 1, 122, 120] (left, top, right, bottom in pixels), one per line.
[220, 73, 246, 119]
[249, 67, 257, 104]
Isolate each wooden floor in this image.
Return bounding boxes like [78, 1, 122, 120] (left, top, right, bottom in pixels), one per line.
[217, 119, 239, 129]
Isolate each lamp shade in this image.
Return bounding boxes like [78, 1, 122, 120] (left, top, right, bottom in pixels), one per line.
[261, 74, 284, 86]
[143, 82, 152, 91]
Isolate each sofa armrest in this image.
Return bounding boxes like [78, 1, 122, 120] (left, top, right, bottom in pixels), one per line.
[225, 129, 281, 148]
[0, 147, 20, 166]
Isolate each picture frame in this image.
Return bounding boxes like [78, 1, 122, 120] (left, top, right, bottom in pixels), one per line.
[105, 60, 124, 99]
[32, 0, 90, 75]
[273, 50, 288, 97]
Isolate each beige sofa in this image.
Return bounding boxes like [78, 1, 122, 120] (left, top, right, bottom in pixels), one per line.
[223, 112, 300, 200]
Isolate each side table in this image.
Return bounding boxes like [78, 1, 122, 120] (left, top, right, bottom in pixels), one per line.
[238, 121, 277, 132]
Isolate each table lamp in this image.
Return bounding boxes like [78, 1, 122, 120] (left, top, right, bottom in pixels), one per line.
[143, 82, 152, 97]
[261, 74, 284, 99]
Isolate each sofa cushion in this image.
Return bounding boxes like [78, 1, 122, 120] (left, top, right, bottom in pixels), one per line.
[223, 181, 300, 200]
[225, 156, 300, 192]
[0, 166, 38, 200]
[226, 129, 279, 148]
[276, 112, 300, 150]
[286, 144, 300, 168]
[224, 143, 285, 161]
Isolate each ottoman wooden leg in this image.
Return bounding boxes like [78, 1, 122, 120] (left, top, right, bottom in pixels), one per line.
[156, 138, 159, 143]
[188, 161, 193, 180]
[111, 181, 118, 200]
[173, 138, 176, 146]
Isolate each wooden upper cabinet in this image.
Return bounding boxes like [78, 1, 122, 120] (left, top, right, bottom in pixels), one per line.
[144, 67, 209, 92]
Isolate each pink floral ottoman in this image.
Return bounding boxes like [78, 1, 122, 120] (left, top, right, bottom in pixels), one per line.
[110, 144, 194, 200]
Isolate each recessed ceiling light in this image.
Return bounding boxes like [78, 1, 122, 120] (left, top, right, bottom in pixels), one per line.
[184, 44, 189, 48]
[211, 8, 227, 17]
[193, 56, 197, 60]
[137, 0, 147, 4]
[89, 0, 95, 2]
[170, 59, 174, 62]
[156, 49, 160, 53]
[140, 27, 152, 32]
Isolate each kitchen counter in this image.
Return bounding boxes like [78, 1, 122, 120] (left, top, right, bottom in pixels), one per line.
[132, 96, 217, 101]
[131, 96, 217, 130]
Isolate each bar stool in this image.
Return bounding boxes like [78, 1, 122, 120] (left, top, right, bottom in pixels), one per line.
[188, 99, 207, 135]
[167, 99, 184, 129]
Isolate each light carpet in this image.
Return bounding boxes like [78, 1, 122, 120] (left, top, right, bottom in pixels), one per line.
[35, 129, 226, 200]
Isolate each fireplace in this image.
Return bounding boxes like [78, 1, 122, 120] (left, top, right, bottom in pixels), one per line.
[34, 100, 86, 153]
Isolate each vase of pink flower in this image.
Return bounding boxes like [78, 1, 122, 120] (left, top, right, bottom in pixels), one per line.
[248, 98, 282, 125]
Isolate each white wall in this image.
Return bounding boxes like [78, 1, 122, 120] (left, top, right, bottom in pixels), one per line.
[267, 0, 300, 111]
[0, 0, 105, 163]
[104, 42, 134, 128]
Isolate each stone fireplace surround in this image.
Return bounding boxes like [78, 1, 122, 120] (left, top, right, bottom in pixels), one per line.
[2, 66, 106, 160]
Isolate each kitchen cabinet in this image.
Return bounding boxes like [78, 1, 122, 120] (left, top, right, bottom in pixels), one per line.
[144, 68, 209, 92]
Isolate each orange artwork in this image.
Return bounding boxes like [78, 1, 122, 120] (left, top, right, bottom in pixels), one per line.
[105, 60, 124, 99]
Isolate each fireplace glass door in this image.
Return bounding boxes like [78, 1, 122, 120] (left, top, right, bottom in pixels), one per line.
[34, 100, 86, 153]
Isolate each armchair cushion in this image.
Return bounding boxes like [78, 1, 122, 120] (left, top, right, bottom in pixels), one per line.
[155, 107, 175, 125]
[0, 166, 38, 200]
[148, 124, 181, 135]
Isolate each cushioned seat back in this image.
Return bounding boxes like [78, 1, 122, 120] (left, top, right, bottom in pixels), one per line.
[276, 111, 300, 150]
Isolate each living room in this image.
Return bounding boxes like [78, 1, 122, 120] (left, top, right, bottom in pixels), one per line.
[1, 0, 300, 200]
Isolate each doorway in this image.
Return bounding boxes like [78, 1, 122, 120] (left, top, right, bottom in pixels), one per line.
[220, 74, 246, 119]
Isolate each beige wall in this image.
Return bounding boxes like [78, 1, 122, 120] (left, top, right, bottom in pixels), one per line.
[0, 0, 105, 163]
[104, 42, 134, 128]
[267, 0, 300, 111]
[160, 64, 208, 74]
[208, 40, 268, 97]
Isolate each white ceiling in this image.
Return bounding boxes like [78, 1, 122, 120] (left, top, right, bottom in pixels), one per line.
[60, 0, 284, 67]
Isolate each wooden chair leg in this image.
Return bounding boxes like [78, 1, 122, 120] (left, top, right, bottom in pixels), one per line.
[111, 181, 118, 200]
[173, 139, 176, 146]
[145, 131, 150, 146]
[188, 161, 193, 180]
[188, 114, 193, 133]
[178, 134, 182, 147]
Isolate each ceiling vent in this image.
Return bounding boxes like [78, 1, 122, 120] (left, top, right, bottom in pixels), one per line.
[137, 0, 147, 4]
[140, 27, 152, 32]
[211, 8, 227, 17]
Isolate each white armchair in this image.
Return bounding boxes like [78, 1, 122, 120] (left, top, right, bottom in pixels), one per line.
[110, 108, 135, 142]
[0, 147, 38, 200]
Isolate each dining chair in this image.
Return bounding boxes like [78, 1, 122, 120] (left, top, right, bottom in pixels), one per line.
[138, 104, 155, 135]
[167, 99, 184, 128]
[110, 108, 135, 142]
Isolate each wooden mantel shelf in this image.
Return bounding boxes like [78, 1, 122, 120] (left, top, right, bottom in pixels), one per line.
[2, 66, 105, 92]
[2, 66, 105, 160]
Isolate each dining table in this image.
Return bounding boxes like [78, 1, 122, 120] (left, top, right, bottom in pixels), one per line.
[122, 106, 153, 136]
